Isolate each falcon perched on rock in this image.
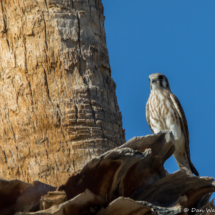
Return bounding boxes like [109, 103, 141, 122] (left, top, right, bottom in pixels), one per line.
[146, 73, 199, 176]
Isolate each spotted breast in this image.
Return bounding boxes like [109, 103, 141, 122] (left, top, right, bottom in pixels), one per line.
[147, 89, 182, 141]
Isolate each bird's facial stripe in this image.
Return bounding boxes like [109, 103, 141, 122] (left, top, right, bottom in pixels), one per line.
[158, 75, 164, 80]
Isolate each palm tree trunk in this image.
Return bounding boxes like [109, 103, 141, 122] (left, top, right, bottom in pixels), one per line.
[0, 0, 125, 186]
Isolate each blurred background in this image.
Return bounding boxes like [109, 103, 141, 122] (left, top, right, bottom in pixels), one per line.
[103, 0, 215, 198]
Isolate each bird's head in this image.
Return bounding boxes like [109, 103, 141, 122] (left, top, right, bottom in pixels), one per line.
[149, 73, 171, 91]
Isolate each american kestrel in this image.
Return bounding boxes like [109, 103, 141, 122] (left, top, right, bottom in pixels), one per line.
[146, 73, 199, 176]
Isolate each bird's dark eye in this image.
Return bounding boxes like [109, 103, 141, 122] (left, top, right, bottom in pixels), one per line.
[158, 75, 163, 80]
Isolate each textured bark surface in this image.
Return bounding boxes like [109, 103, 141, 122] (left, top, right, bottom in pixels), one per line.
[0, 0, 125, 186]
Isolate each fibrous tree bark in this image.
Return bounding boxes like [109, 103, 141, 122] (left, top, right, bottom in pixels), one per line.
[0, 0, 125, 186]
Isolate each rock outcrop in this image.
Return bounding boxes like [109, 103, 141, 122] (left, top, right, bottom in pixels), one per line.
[0, 132, 214, 215]
[0, 0, 125, 186]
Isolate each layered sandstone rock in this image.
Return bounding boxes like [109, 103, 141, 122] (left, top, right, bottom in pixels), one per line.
[0, 0, 125, 186]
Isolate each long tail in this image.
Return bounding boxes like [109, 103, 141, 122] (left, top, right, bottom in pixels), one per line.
[190, 161, 199, 176]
